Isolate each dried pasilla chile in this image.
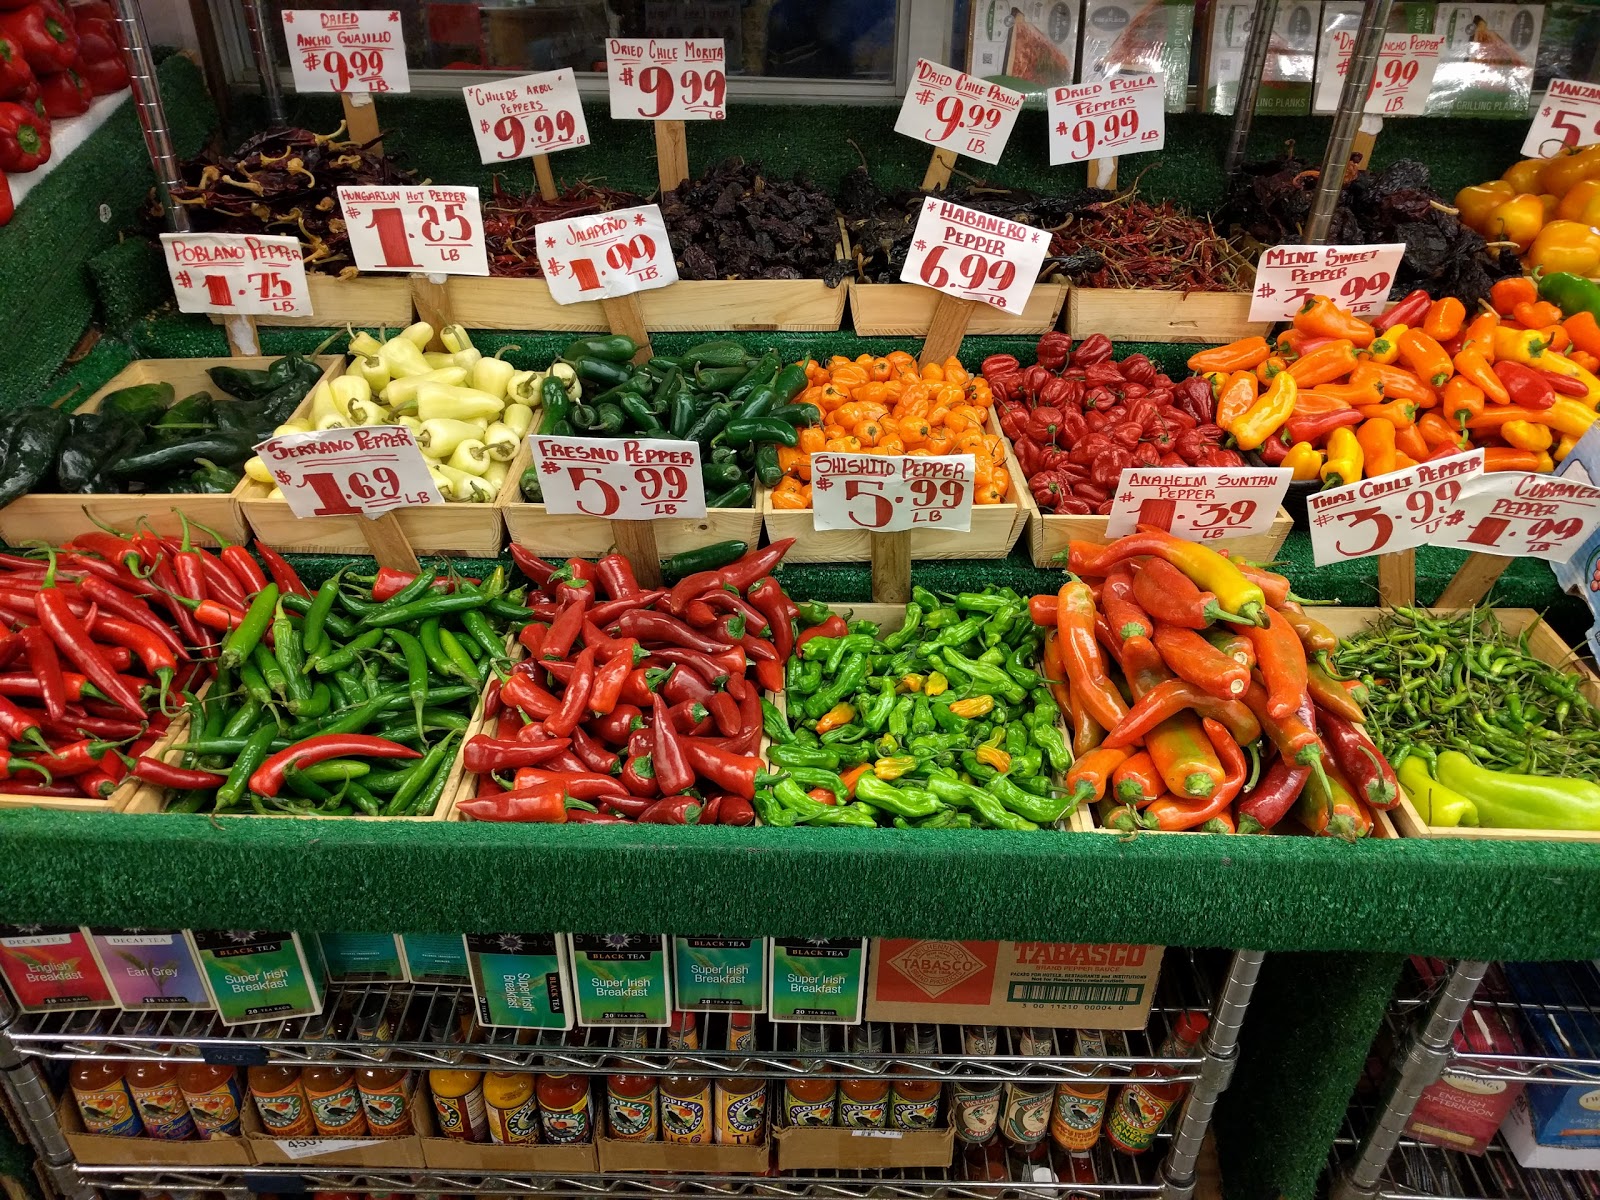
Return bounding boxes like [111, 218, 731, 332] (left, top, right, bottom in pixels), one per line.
[663, 157, 842, 282]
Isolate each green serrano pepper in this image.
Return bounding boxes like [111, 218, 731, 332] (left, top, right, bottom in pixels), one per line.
[219, 584, 279, 670]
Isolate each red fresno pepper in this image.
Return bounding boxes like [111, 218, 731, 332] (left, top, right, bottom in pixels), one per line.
[639, 795, 702, 824]
[542, 596, 590, 660]
[251, 734, 420, 796]
[510, 545, 557, 589]
[0, 5, 77, 76]
[746, 578, 793, 661]
[682, 739, 758, 799]
[569, 724, 620, 775]
[650, 693, 695, 794]
[594, 553, 640, 600]
[718, 794, 756, 826]
[0, 98, 46, 170]
[459, 785, 577, 823]
[664, 539, 795, 614]
[501, 670, 560, 720]
[590, 589, 666, 626]
[0, 170, 11, 226]
[662, 663, 713, 706]
[545, 647, 595, 736]
[796, 613, 847, 650]
[20, 626, 64, 721]
[617, 609, 731, 653]
[706, 691, 741, 737]
[620, 753, 657, 797]
[504, 768, 628, 801]
[461, 735, 572, 774]
[587, 649, 632, 716]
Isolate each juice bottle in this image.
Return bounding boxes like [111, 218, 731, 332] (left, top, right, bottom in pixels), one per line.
[355, 992, 413, 1137]
[999, 1028, 1055, 1148]
[70, 1059, 142, 1137]
[781, 1024, 836, 1127]
[889, 1025, 940, 1130]
[837, 1023, 888, 1129]
[606, 1026, 658, 1141]
[714, 1012, 767, 1144]
[426, 1000, 488, 1143]
[660, 1011, 712, 1143]
[1050, 1031, 1108, 1154]
[177, 1057, 243, 1139]
[951, 1026, 1000, 1145]
[126, 1058, 196, 1140]
[1106, 1012, 1208, 1155]
[248, 1030, 316, 1140]
[303, 1012, 369, 1137]
[537, 1074, 593, 1144]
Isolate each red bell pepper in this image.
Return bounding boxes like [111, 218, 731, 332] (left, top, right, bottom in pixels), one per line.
[67, 3, 114, 26]
[0, 98, 46, 170]
[73, 44, 122, 94]
[0, 4, 77, 75]
[0, 35, 31, 95]
[36, 62, 85, 115]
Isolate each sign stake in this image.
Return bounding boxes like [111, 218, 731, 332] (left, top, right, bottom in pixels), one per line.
[410, 273, 454, 349]
[1087, 157, 1118, 191]
[361, 513, 421, 572]
[919, 294, 979, 366]
[223, 315, 259, 357]
[1435, 555, 1511, 609]
[921, 147, 958, 191]
[654, 120, 689, 192]
[612, 521, 663, 587]
[1377, 547, 1415, 607]
[341, 92, 382, 154]
[601, 295, 653, 362]
[532, 153, 559, 202]
[871, 530, 912, 604]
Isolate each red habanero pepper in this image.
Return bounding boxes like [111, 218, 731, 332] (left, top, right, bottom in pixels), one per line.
[545, 647, 595, 737]
[256, 543, 308, 598]
[569, 724, 620, 775]
[594, 554, 640, 601]
[746, 578, 793, 661]
[1142, 719, 1247, 831]
[796, 613, 847, 650]
[588, 650, 632, 717]
[501, 670, 560, 720]
[639, 795, 702, 824]
[542, 597, 590, 661]
[251, 734, 420, 796]
[461, 736, 572, 774]
[590, 589, 666, 626]
[1242, 607, 1309, 721]
[510, 545, 558, 588]
[651, 693, 695, 794]
[618, 609, 732, 653]
[621, 753, 658, 798]
[1317, 709, 1400, 809]
[594, 703, 644, 745]
[706, 691, 741, 738]
[21, 626, 64, 721]
[131, 757, 226, 789]
[682, 738, 759, 800]
[37, 555, 144, 717]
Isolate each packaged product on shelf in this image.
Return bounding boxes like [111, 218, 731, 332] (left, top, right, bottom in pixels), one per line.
[426, 997, 490, 1143]
[125, 1055, 197, 1141]
[303, 1009, 370, 1137]
[890, 1025, 943, 1130]
[537, 1070, 593, 1144]
[998, 1028, 1055, 1147]
[968, 0, 1080, 92]
[1105, 1011, 1209, 1153]
[86, 930, 209, 1011]
[249, 1032, 316, 1137]
[672, 937, 767, 1012]
[607, 1026, 660, 1141]
[1404, 959, 1524, 1155]
[484, 1056, 541, 1145]
[713, 1012, 767, 1144]
[1203, 0, 1316, 116]
[952, 1026, 1002, 1144]
[1052, 1031, 1111, 1152]
[189, 931, 325, 1025]
[768, 938, 867, 1023]
[177, 1059, 244, 1140]
[568, 934, 672, 1027]
[465, 933, 574, 1030]
[1426, 1, 1543, 118]
[0, 926, 114, 1012]
[782, 1024, 837, 1127]
[399, 933, 471, 984]
[1502, 961, 1600, 1147]
[1079, 0, 1195, 111]
[661, 1011, 714, 1143]
[70, 1059, 143, 1137]
[837, 1022, 889, 1129]
[318, 933, 406, 982]
[355, 992, 415, 1136]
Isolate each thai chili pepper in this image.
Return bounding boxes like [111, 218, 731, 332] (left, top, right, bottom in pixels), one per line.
[1151, 624, 1249, 699]
[1064, 746, 1130, 806]
[546, 648, 595, 737]
[250, 734, 419, 797]
[1112, 751, 1163, 805]
[1070, 530, 1266, 625]
[1242, 607, 1309, 721]
[1317, 709, 1399, 809]
[1101, 562, 1154, 641]
[1055, 582, 1129, 731]
[21, 626, 65, 722]
[1132, 558, 1254, 630]
[1143, 718, 1246, 831]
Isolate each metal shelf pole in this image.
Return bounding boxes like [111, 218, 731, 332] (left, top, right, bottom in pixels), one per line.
[1304, 0, 1393, 243]
[1223, 0, 1280, 177]
[0, 988, 95, 1200]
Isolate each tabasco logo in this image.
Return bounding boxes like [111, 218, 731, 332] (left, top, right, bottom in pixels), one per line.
[880, 939, 996, 1002]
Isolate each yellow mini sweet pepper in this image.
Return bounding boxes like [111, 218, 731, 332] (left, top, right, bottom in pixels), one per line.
[1230, 372, 1298, 451]
[1493, 326, 1553, 365]
[1530, 351, 1600, 406]
[1547, 398, 1600, 438]
[1526, 220, 1600, 276]
[1321, 426, 1364, 487]
[1364, 326, 1405, 364]
[1282, 441, 1325, 481]
[1502, 420, 1554, 452]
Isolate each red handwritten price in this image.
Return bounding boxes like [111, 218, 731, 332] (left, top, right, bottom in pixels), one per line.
[918, 247, 1016, 293]
[1524, 80, 1600, 157]
[255, 427, 442, 520]
[1433, 471, 1600, 562]
[536, 204, 678, 305]
[465, 70, 589, 165]
[282, 10, 409, 95]
[161, 233, 311, 317]
[1251, 242, 1405, 321]
[338, 185, 488, 276]
[812, 453, 975, 534]
[1315, 29, 1439, 116]
[899, 197, 1048, 314]
[894, 59, 1023, 166]
[1048, 74, 1165, 166]
[607, 39, 727, 121]
[1307, 451, 1483, 566]
[529, 435, 707, 520]
[1106, 468, 1289, 540]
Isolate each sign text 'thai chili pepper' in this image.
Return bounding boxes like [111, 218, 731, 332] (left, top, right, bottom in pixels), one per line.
[1307, 449, 1482, 566]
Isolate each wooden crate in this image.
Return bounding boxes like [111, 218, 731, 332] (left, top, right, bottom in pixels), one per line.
[231, 359, 505, 558]
[759, 416, 1029, 563]
[850, 281, 1069, 337]
[444, 277, 848, 332]
[498, 441, 763, 561]
[240, 273, 415, 329]
[0, 356, 344, 549]
[1067, 288, 1266, 344]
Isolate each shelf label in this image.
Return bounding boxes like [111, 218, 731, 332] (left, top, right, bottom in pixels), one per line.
[1432, 472, 1600, 562]
[274, 1138, 377, 1159]
[161, 233, 310, 317]
[528, 435, 707, 520]
[894, 59, 1024, 165]
[899, 197, 1048, 314]
[768, 938, 866, 1025]
[1307, 450, 1482, 566]
[811, 452, 975, 534]
[1313, 28, 1441, 116]
[534, 203, 677, 305]
[853, 1130, 905, 1139]
[254, 427, 444, 521]
[1047, 72, 1165, 165]
[607, 38, 726, 120]
[464, 68, 589, 164]
[1249, 242, 1404, 321]
[1523, 79, 1600, 158]
[1106, 467, 1291, 539]
[282, 10, 409, 94]
[338, 184, 488, 276]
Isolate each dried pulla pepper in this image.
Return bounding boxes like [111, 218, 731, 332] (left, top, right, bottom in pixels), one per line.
[660, 158, 843, 282]
[1046, 189, 1251, 293]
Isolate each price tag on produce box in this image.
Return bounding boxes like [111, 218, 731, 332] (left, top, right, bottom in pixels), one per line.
[528, 435, 707, 520]
[607, 38, 726, 120]
[255, 427, 444, 521]
[1105, 467, 1290, 540]
[1523, 79, 1600, 158]
[1249, 242, 1404, 321]
[1313, 28, 1440, 115]
[1430, 472, 1600, 562]
[900, 197, 1049, 314]
[464, 69, 589, 163]
[160, 233, 310, 317]
[338, 185, 489, 276]
[1307, 450, 1482, 567]
[535, 203, 677, 304]
[1047, 73, 1165, 166]
[282, 10, 409, 94]
[811, 452, 975, 534]
[894, 59, 1024, 165]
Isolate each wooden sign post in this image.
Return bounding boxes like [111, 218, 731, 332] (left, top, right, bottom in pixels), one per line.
[410, 274, 453, 349]
[362, 514, 422, 572]
[922, 148, 959, 191]
[223, 315, 260, 357]
[613, 521, 663, 588]
[655, 120, 689, 192]
[532, 153, 559, 201]
[1434, 555, 1510, 609]
[342, 92, 382, 154]
[1377, 547, 1416, 607]
[600, 294, 653, 363]
[870, 531, 912, 604]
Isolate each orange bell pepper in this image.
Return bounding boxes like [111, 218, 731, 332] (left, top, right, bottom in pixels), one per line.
[1442, 376, 1485, 427]
[1215, 371, 1258, 431]
[1187, 337, 1270, 374]
[1461, 312, 1500, 358]
[1396, 330, 1454, 388]
[1452, 349, 1511, 404]
[1422, 297, 1466, 341]
[1286, 340, 1359, 387]
[1489, 277, 1538, 316]
[1356, 419, 1398, 477]
[1294, 295, 1375, 347]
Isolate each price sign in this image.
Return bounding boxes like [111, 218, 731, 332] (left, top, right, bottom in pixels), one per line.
[1105, 467, 1290, 540]
[160, 233, 310, 317]
[535, 203, 677, 305]
[338, 185, 489, 276]
[899, 197, 1049, 314]
[607, 38, 726, 121]
[893, 59, 1024, 165]
[1307, 450, 1483, 567]
[282, 10, 409, 94]
[255, 427, 444, 521]
[1250, 242, 1405, 321]
[1432, 472, 1600, 562]
[811, 453, 975, 534]
[1047, 73, 1165, 166]
[464, 69, 589, 164]
[528, 436, 707, 520]
[1313, 29, 1440, 115]
[1523, 79, 1600, 158]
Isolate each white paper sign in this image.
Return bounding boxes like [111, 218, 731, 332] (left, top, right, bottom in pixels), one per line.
[1307, 450, 1483, 566]
[255, 427, 444, 520]
[607, 38, 726, 120]
[281, 10, 409, 94]
[899, 197, 1049, 314]
[1047, 73, 1165, 165]
[160, 233, 310, 317]
[811, 453, 975, 534]
[464, 69, 589, 164]
[1249, 243, 1405, 321]
[534, 204, 677, 305]
[1314, 29, 1441, 115]
[1523, 79, 1600, 158]
[528, 435, 707, 520]
[894, 59, 1024, 165]
[1433, 472, 1600, 562]
[1105, 467, 1291, 539]
[338, 185, 489, 276]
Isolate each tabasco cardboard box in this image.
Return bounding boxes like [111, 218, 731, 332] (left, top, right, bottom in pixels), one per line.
[866, 939, 1162, 1030]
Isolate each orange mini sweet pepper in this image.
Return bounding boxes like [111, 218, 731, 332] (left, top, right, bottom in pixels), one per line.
[1397, 330, 1454, 388]
[1356, 419, 1398, 477]
[1187, 337, 1269, 374]
[1452, 349, 1511, 404]
[1422, 297, 1466, 341]
[1287, 340, 1359, 387]
[1294, 295, 1375, 347]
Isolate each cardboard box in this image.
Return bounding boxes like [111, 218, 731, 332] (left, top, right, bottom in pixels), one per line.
[57, 1093, 253, 1166]
[597, 1133, 769, 1174]
[1504, 961, 1600, 1148]
[1502, 1093, 1600, 1170]
[774, 1124, 955, 1171]
[415, 1078, 598, 1172]
[867, 940, 1163, 1030]
[245, 1090, 426, 1167]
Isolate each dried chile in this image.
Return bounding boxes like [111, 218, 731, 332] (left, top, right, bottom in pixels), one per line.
[661, 158, 842, 282]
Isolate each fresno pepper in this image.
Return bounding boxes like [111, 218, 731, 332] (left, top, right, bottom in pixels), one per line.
[459, 785, 579, 823]
[545, 647, 595, 736]
[620, 753, 658, 797]
[594, 553, 640, 601]
[542, 596, 589, 661]
[682, 738, 759, 799]
[588, 649, 632, 716]
[1295, 295, 1375, 347]
[510, 767, 629, 800]
[569, 724, 620, 775]
[1143, 718, 1246, 831]
[1492, 360, 1556, 409]
[650, 693, 694, 794]
[462, 736, 572, 773]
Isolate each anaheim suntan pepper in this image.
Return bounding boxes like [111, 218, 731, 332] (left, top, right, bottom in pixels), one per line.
[1143, 718, 1246, 831]
[1112, 751, 1163, 805]
[1064, 746, 1130, 806]
[1055, 582, 1129, 731]
[1100, 678, 1260, 749]
[1133, 558, 1255, 630]
[1071, 529, 1267, 625]
[1235, 757, 1311, 835]
[1150, 624, 1248, 699]
[1317, 709, 1399, 809]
